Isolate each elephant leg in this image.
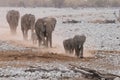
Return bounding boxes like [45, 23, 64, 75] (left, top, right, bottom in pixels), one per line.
[49, 33, 52, 48]
[79, 45, 84, 58]
[44, 38, 47, 47]
[24, 30, 28, 40]
[22, 29, 25, 40]
[38, 39, 42, 47]
[36, 33, 41, 47]
[45, 37, 48, 47]
[37, 35, 41, 47]
[13, 26, 17, 34]
[72, 48, 75, 53]
[40, 33, 46, 46]
[75, 48, 80, 57]
[10, 25, 17, 35]
[10, 26, 14, 35]
[70, 48, 74, 54]
[31, 28, 34, 40]
[69, 48, 72, 54]
[47, 33, 52, 48]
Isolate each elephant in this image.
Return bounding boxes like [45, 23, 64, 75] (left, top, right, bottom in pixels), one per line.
[63, 38, 74, 54]
[6, 10, 20, 35]
[73, 35, 86, 58]
[35, 18, 45, 46]
[21, 14, 35, 40]
[42, 17, 57, 47]
[35, 17, 57, 47]
[31, 32, 38, 44]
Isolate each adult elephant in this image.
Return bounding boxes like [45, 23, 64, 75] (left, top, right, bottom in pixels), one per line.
[63, 38, 74, 54]
[21, 14, 35, 40]
[35, 18, 45, 47]
[35, 17, 57, 47]
[73, 35, 86, 58]
[6, 10, 20, 35]
[43, 17, 57, 47]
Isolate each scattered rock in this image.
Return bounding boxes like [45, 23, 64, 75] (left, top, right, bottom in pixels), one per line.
[63, 19, 81, 24]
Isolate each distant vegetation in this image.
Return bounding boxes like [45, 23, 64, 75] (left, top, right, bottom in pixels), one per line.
[0, 0, 120, 8]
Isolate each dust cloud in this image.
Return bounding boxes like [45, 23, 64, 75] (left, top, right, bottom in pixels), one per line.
[0, 26, 36, 47]
[0, 24, 94, 58]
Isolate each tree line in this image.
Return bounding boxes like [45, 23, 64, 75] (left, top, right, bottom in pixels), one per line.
[0, 0, 120, 8]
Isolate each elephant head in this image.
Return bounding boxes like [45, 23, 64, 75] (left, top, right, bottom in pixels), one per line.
[6, 10, 20, 35]
[63, 38, 74, 54]
[21, 14, 35, 40]
[43, 17, 57, 31]
[73, 34, 86, 58]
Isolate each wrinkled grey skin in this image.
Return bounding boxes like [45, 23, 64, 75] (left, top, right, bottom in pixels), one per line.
[6, 10, 20, 35]
[31, 32, 38, 44]
[21, 14, 35, 40]
[35, 17, 57, 47]
[73, 35, 86, 58]
[63, 38, 74, 54]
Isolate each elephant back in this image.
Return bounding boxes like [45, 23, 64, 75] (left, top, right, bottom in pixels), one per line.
[6, 10, 20, 27]
[73, 35, 86, 46]
[28, 14, 35, 28]
[35, 18, 45, 33]
[21, 14, 35, 30]
[63, 38, 74, 50]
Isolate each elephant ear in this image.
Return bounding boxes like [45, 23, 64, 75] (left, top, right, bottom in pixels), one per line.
[29, 15, 35, 27]
[51, 23, 55, 31]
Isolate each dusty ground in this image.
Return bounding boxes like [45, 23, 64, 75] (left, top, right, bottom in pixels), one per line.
[0, 44, 119, 80]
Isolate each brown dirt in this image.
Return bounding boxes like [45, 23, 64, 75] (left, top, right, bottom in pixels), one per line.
[0, 50, 76, 61]
[0, 50, 96, 62]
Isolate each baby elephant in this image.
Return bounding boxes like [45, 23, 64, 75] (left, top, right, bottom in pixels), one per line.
[63, 34, 86, 58]
[73, 35, 86, 58]
[31, 32, 38, 44]
[63, 38, 74, 54]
